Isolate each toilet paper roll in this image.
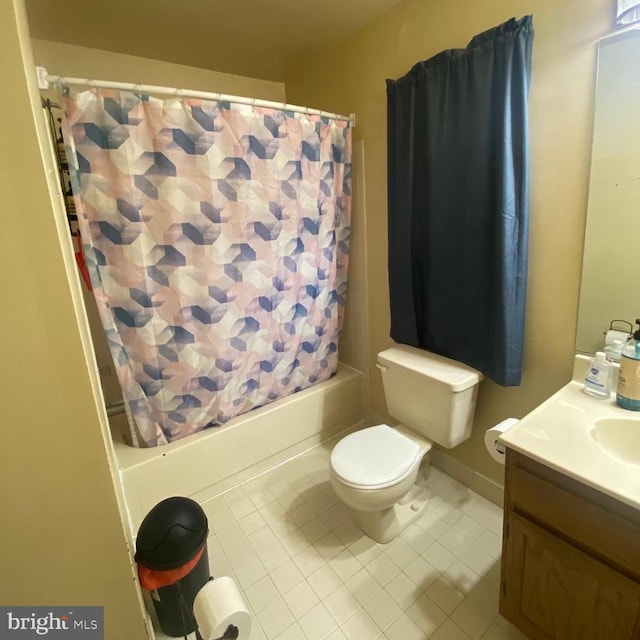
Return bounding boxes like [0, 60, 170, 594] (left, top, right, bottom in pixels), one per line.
[605, 329, 630, 347]
[193, 577, 251, 640]
[484, 418, 520, 465]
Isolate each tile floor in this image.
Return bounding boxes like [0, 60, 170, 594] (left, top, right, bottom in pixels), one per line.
[153, 447, 527, 640]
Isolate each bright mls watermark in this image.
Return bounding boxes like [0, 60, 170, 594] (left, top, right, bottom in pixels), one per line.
[0, 607, 103, 639]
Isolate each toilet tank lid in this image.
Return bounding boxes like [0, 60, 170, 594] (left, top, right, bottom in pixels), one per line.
[378, 345, 483, 392]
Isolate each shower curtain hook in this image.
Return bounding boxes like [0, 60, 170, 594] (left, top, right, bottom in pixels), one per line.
[36, 66, 50, 90]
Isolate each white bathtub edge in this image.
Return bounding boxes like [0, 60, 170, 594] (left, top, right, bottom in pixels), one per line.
[117, 365, 363, 530]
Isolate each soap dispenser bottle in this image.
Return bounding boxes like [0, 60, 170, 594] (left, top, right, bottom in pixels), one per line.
[616, 318, 640, 411]
[584, 351, 612, 399]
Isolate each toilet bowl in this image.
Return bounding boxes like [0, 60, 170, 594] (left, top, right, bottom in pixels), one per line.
[330, 424, 432, 543]
[329, 345, 483, 543]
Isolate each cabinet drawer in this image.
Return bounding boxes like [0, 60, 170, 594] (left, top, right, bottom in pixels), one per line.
[508, 457, 640, 580]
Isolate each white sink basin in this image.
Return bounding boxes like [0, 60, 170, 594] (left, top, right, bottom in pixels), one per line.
[591, 418, 640, 466]
[497, 356, 640, 509]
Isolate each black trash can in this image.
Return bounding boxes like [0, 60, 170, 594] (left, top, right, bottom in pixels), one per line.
[135, 497, 210, 638]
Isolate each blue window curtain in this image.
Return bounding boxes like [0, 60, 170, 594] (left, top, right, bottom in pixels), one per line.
[386, 16, 534, 386]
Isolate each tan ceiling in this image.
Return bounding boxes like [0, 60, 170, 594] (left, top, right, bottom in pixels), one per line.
[25, 0, 401, 81]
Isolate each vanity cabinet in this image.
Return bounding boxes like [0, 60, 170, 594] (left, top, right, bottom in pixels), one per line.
[500, 450, 640, 640]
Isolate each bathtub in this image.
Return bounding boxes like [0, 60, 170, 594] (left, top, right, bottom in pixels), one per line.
[111, 364, 363, 531]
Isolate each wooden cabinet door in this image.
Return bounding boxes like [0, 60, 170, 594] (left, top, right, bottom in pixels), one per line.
[501, 514, 640, 640]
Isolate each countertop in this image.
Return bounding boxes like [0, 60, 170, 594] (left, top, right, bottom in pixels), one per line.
[498, 356, 640, 510]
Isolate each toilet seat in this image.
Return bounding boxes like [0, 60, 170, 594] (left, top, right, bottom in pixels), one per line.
[330, 424, 422, 489]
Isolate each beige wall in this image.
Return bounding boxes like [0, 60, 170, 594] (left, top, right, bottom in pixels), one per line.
[338, 140, 371, 416]
[285, 0, 612, 484]
[0, 2, 147, 638]
[31, 38, 286, 101]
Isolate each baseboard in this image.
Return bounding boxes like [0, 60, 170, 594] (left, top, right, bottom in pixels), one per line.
[430, 449, 504, 508]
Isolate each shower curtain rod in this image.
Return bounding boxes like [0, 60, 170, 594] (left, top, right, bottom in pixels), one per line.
[35, 66, 356, 127]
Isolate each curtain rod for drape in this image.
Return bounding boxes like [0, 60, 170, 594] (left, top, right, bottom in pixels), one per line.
[35, 66, 356, 127]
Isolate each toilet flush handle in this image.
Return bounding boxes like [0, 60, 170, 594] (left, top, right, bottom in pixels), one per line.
[376, 363, 388, 374]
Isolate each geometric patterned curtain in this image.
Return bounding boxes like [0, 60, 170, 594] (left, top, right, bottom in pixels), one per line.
[61, 87, 352, 447]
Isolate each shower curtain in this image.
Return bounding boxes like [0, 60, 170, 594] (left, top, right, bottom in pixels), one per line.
[62, 87, 352, 447]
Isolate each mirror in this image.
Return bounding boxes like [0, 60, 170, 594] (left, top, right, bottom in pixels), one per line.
[575, 29, 640, 355]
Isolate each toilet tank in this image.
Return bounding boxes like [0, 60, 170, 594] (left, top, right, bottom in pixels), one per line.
[377, 345, 483, 448]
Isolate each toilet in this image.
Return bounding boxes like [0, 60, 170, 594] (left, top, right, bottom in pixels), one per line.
[330, 345, 483, 543]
